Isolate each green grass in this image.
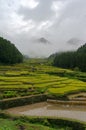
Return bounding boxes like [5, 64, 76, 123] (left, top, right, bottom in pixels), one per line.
[0, 118, 68, 130]
[0, 118, 17, 130]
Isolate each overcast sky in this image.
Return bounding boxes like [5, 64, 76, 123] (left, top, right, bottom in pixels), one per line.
[0, 0, 86, 57]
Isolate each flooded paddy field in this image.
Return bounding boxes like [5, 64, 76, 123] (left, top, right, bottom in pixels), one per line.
[5, 102, 86, 123]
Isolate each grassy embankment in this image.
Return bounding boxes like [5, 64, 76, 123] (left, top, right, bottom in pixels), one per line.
[0, 112, 86, 130]
[0, 118, 57, 130]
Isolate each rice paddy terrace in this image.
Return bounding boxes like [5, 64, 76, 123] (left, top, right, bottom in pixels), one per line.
[0, 58, 86, 100]
[0, 59, 86, 130]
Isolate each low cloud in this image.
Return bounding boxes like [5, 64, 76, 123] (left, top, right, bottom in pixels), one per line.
[0, 0, 86, 57]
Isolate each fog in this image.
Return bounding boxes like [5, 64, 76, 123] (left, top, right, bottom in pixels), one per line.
[0, 0, 86, 57]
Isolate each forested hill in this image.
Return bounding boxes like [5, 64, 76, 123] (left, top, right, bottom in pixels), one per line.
[52, 43, 86, 72]
[77, 43, 86, 53]
[0, 37, 23, 64]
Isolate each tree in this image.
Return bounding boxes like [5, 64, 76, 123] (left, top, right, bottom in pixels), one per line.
[0, 37, 23, 64]
[53, 43, 86, 72]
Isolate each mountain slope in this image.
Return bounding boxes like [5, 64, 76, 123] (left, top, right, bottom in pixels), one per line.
[0, 36, 23, 64]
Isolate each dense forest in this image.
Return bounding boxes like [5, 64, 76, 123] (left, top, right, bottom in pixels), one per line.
[0, 37, 23, 64]
[53, 43, 86, 72]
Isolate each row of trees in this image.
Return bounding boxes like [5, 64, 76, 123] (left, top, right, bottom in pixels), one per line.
[53, 44, 86, 72]
[0, 37, 23, 64]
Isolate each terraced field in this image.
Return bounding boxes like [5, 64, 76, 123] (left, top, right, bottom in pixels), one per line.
[0, 59, 86, 99]
[0, 59, 86, 130]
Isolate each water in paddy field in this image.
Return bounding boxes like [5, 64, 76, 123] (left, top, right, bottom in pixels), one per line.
[6, 102, 86, 123]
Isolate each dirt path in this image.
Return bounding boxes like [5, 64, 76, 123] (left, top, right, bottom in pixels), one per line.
[5, 102, 86, 123]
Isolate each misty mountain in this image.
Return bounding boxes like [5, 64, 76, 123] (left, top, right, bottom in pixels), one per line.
[35, 37, 51, 44]
[67, 38, 84, 45]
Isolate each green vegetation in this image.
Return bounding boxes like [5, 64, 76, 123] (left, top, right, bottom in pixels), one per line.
[53, 43, 86, 72]
[0, 55, 86, 129]
[0, 112, 85, 130]
[0, 118, 57, 130]
[0, 36, 86, 130]
[0, 37, 23, 64]
[0, 58, 85, 99]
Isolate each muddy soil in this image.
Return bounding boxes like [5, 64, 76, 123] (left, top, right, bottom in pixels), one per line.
[5, 102, 86, 123]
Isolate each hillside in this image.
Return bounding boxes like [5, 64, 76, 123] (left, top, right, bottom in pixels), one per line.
[0, 37, 23, 64]
[77, 43, 86, 53]
[52, 43, 86, 72]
